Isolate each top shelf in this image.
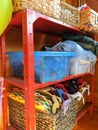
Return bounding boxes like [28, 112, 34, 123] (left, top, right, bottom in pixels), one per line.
[8, 9, 94, 36]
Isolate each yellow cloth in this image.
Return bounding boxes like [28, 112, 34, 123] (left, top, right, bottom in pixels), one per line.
[8, 93, 47, 112]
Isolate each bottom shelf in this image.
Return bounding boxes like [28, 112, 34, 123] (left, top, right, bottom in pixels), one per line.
[77, 102, 92, 121]
[6, 103, 92, 130]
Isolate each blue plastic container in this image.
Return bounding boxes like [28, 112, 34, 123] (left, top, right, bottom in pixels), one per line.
[7, 51, 76, 83]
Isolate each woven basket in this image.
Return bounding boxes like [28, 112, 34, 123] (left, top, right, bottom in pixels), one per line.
[77, 82, 90, 113]
[12, 0, 80, 27]
[60, 0, 80, 27]
[80, 8, 98, 33]
[77, 89, 88, 113]
[8, 95, 77, 130]
[12, 0, 28, 12]
[12, 0, 61, 20]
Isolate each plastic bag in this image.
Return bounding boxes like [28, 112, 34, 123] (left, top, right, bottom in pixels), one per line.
[0, 0, 13, 35]
[45, 40, 97, 74]
[45, 40, 97, 63]
[62, 32, 98, 46]
[45, 40, 76, 52]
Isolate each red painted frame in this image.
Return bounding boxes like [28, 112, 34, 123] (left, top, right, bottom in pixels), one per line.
[0, 9, 95, 130]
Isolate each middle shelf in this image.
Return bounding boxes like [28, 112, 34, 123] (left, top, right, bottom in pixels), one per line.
[5, 72, 91, 90]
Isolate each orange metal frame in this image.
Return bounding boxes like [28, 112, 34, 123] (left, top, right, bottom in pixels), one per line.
[0, 9, 95, 130]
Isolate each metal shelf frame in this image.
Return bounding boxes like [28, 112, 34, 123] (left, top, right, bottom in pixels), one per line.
[0, 9, 95, 130]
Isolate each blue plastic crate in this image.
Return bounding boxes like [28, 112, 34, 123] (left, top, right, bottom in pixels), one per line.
[7, 51, 76, 83]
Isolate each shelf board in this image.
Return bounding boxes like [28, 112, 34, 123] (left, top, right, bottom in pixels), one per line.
[5, 72, 91, 90]
[77, 102, 92, 121]
[10, 11, 23, 27]
[35, 72, 91, 90]
[7, 125, 17, 130]
[33, 16, 80, 36]
[9, 9, 80, 36]
[8, 9, 94, 37]
[5, 77, 24, 89]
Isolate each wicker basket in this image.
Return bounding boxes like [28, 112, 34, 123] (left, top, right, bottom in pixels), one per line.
[12, 0, 28, 12]
[60, 0, 80, 27]
[12, 0, 80, 27]
[12, 0, 61, 20]
[77, 89, 88, 113]
[80, 8, 98, 33]
[77, 83, 90, 113]
[8, 95, 77, 130]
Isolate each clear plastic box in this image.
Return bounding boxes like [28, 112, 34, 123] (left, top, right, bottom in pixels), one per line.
[7, 51, 76, 83]
[70, 58, 91, 75]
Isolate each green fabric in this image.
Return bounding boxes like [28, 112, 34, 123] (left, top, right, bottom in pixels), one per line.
[62, 32, 98, 56]
[77, 42, 96, 53]
[95, 46, 98, 56]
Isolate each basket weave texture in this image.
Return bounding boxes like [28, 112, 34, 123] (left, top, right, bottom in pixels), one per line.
[77, 90, 88, 113]
[60, 0, 80, 27]
[12, 0, 80, 27]
[80, 8, 98, 33]
[8, 95, 77, 130]
[78, 82, 90, 113]
[12, 0, 61, 20]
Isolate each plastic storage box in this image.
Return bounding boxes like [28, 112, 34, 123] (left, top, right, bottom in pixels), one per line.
[70, 58, 91, 75]
[7, 51, 76, 83]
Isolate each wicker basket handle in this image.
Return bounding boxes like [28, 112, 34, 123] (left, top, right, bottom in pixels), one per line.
[70, 91, 85, 104]
[78, 0, 86, 7]
[81, 82, 90, 96]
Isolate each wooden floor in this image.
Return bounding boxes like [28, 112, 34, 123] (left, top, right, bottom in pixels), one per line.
[1, 111, 98, 130]
[75, 111, 98, 130]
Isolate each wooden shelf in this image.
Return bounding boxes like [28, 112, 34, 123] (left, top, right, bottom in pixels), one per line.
[5, 72, 91, 90]
[6, 126, 17, 130]
[77, 102, 92, 121]
[9, 10, 80, 36]
[5, 77, 24, 89]
[34, 72, 92, 90]
[8, 9, 93, 37]
[2, 9, 95, 130]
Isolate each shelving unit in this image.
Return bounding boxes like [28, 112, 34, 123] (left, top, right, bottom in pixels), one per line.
[1, 9, 95, 130]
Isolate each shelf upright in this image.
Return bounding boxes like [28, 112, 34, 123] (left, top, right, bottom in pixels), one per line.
[1, 9, 41, 130]
[22, 9, 37, 130]
[0, 34, 9, 130]
[90, 74, 95, 117]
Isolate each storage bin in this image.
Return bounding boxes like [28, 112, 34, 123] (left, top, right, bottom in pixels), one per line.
[8, 93, 77, 130]
[7, 51, 76, 83]
[70, 58, 91, 75]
